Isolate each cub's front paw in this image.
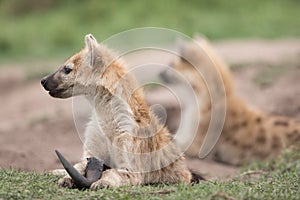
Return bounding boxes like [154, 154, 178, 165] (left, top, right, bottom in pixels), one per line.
[90, 179, 113, 191]
[58, 176, 74, 188]
[90, 170, 121, 190]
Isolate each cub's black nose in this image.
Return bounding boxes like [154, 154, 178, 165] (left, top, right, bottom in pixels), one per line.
[41, 77, 47, 86]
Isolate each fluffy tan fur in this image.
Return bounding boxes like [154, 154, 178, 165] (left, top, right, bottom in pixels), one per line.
[168, 37, 300, 165]
[42, 34, 191, 190]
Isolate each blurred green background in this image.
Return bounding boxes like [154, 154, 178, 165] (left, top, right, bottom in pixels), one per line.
[0, 0, 299, 62]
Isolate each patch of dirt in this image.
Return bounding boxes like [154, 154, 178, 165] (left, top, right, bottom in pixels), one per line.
[0, 71, 82, 172]
[213, 39, 300, 119]
[0, 39, 299, 180]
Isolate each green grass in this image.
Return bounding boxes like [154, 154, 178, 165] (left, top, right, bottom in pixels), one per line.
[0, 0, 299, 62]
[1, 147, 299, 200]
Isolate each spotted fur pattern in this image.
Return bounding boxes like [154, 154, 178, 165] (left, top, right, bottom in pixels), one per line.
[167, 36, 300, 165]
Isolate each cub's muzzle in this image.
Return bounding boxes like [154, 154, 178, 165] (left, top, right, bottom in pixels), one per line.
[41, 77, 47, 87]
[41, 73, 59, 91]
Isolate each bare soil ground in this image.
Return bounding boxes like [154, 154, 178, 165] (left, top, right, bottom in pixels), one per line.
[0, 39, 299, 180]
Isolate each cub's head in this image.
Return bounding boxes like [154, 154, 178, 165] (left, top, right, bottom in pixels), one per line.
[160, 39, 208, 87]
[41, 34, 110, 98]
[160, 36, 232, 98]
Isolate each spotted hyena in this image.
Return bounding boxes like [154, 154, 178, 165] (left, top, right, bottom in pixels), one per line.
[161, 36, 300, 165]
[41, 34, 191, 190]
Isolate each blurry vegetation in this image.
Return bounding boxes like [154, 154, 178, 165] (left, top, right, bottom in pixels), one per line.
[0, 0, 299, 62]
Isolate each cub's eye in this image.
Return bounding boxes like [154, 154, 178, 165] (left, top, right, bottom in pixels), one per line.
[63, 66, 72, 74]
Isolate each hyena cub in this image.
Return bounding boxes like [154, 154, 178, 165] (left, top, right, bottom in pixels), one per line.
[41, 34, 191, 190]
[161, 37, 300, 165]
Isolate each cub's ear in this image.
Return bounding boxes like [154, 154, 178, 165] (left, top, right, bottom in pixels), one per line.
[193, 33, 208, 42]
[176, 39, 191, 61]
[85, 34, 100, 68]
[177, 38, 203, 62]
